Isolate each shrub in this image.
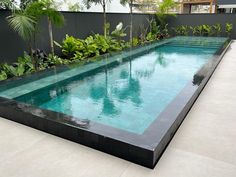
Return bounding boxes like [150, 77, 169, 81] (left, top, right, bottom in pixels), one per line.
[226, 23, 233, 37]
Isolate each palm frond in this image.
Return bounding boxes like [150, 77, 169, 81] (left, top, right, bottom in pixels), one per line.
[46, 8, 65, 27]
[7, 13, 36, 41]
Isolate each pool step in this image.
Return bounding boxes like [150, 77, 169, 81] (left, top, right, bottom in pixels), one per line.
[165, 40, 223, 48]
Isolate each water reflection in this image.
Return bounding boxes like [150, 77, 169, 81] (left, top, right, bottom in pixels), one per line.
[135, 51, 171, 79]
[89, 59, 142, 116]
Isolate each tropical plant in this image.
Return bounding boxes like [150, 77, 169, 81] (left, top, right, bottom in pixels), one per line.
[0, 71, 7, 81]
[146, 32, 156, 41]
[41, 0, 65, 56]
[0, 52, 34, 78]
[24, 0, 64, 56]
[111, 23, 127, 39]
[84, 0, 112, 38]
[213, 24, 221, 37]
[55, 35, 84, 58]
[132, 37, 139, 46]
[17, 52, 35, 73]
[156, 0, 176, 29]
[68, 2, 81, 11]
[39, 54, 69, 69]
[120, 0, 134, 44]
[190, 25, 204, 36]
[226, 23, 233, 37]
[202, 25, 213, 36]
[173, 25, 189, 36]
[7, 11, 36, 46]
[0, 0, 17, 10]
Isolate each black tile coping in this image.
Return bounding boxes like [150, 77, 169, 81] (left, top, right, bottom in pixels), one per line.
[0, 37, 231, 168]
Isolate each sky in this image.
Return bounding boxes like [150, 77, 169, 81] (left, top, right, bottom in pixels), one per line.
[15, 0, 130, 12]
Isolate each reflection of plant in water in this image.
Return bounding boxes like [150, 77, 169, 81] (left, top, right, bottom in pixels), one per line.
[89, 70, 120, 116]
[89, 60, 143, 115]
[156, 52, 169, 67]
[135, 51, 169, 79]
[113, 69, 142, 106]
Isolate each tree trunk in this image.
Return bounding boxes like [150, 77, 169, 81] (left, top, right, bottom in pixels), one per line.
[28, 41, 37, 70]
[102, 0, 106, 38]
[129, 0, 133, 46]
[48, 18, 54, 56]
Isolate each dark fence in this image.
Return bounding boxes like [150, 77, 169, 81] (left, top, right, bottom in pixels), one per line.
[168, 14, 236, 38]
[0, 10, 151, 63]
[1, 10, 236, 63]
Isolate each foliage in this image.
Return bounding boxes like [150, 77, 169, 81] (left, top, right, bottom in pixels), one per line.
[213, 24, 221, 36]
[39, 54, 69, 69]
[0, 53, 34, 79]
[202, 25, 213, 36]
[226, 23, 233, 37]
[120, 0, 134, 44]
[156, 0, 176, 29]
[7, 12, 36, 41]
[111, 22, 127, 39]
[83, 0, 112, 37]
[0, 0, 17, 10]
[56, 23, 128, 62]
[0, 71, 7, 81]
[132, 37, 139, 47]
[173, 25, 189, 36]
[173, 24, 230, 37]
[146, 32, 157, 41]
[68, 2, 81, 11]
[55, 35, 84, 58]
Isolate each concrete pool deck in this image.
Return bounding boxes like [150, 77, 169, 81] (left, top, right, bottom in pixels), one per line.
[0, 41, 236, 177]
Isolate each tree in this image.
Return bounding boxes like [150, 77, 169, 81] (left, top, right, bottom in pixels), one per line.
[7, 11, 36, 49]
[0, 0, 17, 10]
[120, 0, 133, 45]
[156, 0, 176, 28]
[25, 0, 64, 56]
[83, 0, 111, 38]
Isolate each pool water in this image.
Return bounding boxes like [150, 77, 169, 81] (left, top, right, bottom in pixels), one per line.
[1, 37, 226, 134]
[16, 47, 218, 133]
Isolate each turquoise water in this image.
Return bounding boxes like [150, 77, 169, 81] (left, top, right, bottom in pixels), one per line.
[6, 37, 226, 134]
[15, 45, 217, 134]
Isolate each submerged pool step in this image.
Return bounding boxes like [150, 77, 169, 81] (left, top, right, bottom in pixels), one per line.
[165, 41, 222, 48]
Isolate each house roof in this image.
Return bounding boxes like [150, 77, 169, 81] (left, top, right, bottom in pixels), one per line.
[217, 0, 236, 5]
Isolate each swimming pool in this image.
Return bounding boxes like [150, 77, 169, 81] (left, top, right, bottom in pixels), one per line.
[0, 36, 230, 168]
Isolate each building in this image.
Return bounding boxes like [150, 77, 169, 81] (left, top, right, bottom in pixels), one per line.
[181, 0, 216, 14]
[217, 0, 236, 13]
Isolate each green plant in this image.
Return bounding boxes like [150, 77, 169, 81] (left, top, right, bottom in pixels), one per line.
[17, 52, 35, 73]
[190, 25, 203, 36]
[25, 0, 64, 56]
[84, 0, 113, 38]
[93, 34, 110, 54]
[0, 52, 34, 79]
[83, 36, 100, 58]
[202, 25, 213, 36]
[7, 11, 36, 51]
[120, 0, 134, 44]
[213, 24, 221, 37]
[0, 0, 17, 10]
[43, 54, 69, 68]
[55, 35, 84, 59]
[161, 24, 169, 38]
[132, 37, 139, 47]
[146, 32, 156, 41]
[226, 23, 233, 37]
[150, 20, 159, 34]
[0, 70, 7, 81]
[111, 22, 127, 39]
[173, 25, 189, 36]
[156, 0, 176, 29]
